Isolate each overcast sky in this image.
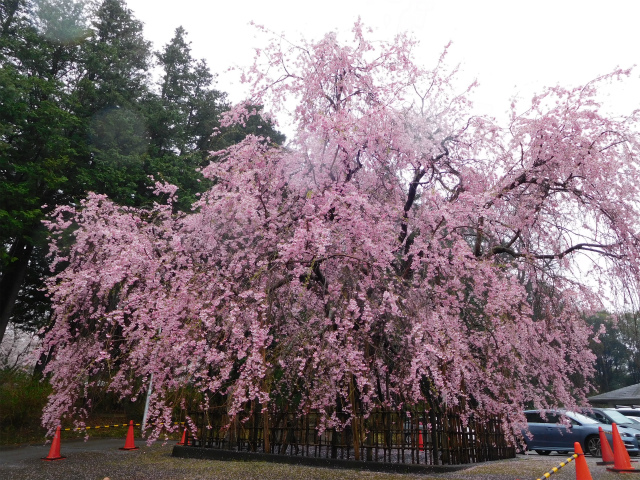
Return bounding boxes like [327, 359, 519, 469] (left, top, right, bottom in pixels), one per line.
[125, 0, 640, 123]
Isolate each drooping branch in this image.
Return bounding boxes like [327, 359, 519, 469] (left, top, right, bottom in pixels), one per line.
[489, 242, 621, 260]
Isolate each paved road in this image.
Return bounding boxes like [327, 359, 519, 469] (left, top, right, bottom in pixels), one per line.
[0, 438, 182, 480]
[0, 441, 630, 480]
[0, 438, 147, 465]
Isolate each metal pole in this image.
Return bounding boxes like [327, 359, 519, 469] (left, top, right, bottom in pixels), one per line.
[141, 373, 153, 435]
[142, 327, 161, 435]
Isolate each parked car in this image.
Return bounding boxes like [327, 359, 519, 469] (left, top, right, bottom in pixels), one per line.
[523, 410, 640, 456]
[580, 407, 640, 434]
[613, 406, 640, 423]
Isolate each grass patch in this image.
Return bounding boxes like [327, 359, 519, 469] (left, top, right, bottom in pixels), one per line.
[0, 368, 182, 446]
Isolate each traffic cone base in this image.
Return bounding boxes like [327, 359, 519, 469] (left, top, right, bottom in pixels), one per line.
[42, 454, 66, 461]
[606, 423, 640, 472]
[596, 426, 615, 465]
[574, 442, 593, 480]
[119, 420, 139, 451]
[42, 426, 65, 461]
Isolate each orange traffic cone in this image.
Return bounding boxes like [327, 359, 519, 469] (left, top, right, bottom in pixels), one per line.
[177, 427, 187, 446]
[596, 426, 615, 465]
[42, 426, 65, 461]
[607, 423, 640, 472]
[119, 420, 139, 451]
[574, 442, 593, 480]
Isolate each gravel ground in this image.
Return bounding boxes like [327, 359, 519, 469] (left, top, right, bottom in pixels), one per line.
[0, 440, 632, 480]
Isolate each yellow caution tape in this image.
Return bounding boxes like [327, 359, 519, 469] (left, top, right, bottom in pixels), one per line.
[536, 453, 579, 480]
[62, 421, 184, 431]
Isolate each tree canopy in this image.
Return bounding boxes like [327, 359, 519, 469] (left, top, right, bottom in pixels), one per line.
[38, 23, 640, 441]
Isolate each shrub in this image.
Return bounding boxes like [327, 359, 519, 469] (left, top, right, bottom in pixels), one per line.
[0, 368, 51, 444]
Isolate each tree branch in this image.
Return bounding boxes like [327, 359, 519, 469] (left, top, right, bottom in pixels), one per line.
[489, 242, 621, 260]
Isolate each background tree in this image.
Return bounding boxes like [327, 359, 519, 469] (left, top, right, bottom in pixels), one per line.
[619, 312, 640, 385]
[74, 0, 153, 206]
[587, 312, 632, 393]
[146, 26, 284, 209]
[0, 0, 89, 344]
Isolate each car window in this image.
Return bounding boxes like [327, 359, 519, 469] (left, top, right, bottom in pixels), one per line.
[525, 411, 583, 425]
[594, 412, 611, 424]
[603, 409, 634, 423]
[554, 414, 581, 426]
[567, 412, 599, 424]
[525, 411, 596, 425]
[525, 412, 560, 423]
[545, 413, 560, 424]
[525, 412, 545, 423]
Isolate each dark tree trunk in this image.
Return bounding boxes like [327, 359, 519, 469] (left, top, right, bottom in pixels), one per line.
[0, 237, 34, 345]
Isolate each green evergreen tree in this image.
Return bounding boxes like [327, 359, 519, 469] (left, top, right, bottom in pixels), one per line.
[73, 0, 153, 205]
[616, 312, 640, 385]
[0, 0, 89, 344]
[144, 27, 225, 209]
[147, 27, 285, 209]
[78, 0, 150, 109]
[587, 312, 632, 393]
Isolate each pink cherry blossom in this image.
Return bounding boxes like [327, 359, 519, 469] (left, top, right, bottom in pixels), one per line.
[39, 24, 640, 445]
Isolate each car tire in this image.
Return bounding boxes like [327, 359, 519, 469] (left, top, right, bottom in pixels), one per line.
[585, 435, 601, 457]
[557, 451, 569, 455]
[535, 450, 552, 455]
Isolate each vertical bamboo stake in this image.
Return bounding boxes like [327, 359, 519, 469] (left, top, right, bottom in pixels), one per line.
[349, 376, 361, 461]
[258, 310, 271, 454]
[365, 414, 373, 461]
[262, 398, 270, 453]
[441, 411, 450, 464]
[428, 408, 438, 465]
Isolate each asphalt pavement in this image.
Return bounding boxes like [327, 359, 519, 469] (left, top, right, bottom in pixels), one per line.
[0, 437, 153, 466]
[0, 440, 630, 480]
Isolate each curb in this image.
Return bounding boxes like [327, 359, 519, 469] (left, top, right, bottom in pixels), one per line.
[172, 445, 472, 474]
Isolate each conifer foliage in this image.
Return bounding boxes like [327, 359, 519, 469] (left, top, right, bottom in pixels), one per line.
[41, 23, 640, 441]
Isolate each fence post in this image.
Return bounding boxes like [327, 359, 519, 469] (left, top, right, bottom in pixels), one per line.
[429, 408, 440, 465]
[263, 406, 270, 454]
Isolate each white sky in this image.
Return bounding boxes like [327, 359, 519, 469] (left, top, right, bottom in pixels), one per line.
[125, 0, 640, 123]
